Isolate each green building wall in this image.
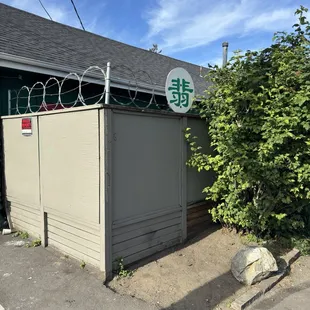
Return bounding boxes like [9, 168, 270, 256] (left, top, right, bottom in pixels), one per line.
[0, 67, 170, 116]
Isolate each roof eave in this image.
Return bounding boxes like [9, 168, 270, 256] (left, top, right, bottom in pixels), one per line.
[0, 52, 166, 96]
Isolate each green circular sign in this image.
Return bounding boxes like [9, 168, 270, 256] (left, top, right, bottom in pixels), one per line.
[165, 68, 195, 113]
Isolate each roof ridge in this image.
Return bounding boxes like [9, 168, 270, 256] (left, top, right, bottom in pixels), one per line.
[0, 3, 207, 70]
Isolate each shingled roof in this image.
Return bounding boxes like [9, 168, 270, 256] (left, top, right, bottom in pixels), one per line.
[0, 3, 210, 95]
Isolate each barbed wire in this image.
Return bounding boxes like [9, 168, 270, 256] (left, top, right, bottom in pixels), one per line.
[9, 64, 198, 115]
[11, 66, 107, 114]
[109, 64, 171, 111]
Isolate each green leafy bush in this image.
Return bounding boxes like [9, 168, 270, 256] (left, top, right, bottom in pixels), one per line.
[187, 6, 310, 237]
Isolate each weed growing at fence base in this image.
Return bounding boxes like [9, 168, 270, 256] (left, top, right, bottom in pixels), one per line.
[13, 231, 29, 239]
[80, 260, 86, 269]
[114, 257, 134, 278]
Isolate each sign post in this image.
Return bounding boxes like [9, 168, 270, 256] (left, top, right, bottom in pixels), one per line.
[165, 68, 195, 113]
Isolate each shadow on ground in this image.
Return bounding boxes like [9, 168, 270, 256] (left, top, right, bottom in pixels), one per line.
[128, 224, 221, 272]
[161, 270, 242, 310]
[109, 224, 245, 310]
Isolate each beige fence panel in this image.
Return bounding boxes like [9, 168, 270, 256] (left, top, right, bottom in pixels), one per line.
[2, 116, 41, 237]
[38, 107, 101, 267]
[110, 111, 183, 265]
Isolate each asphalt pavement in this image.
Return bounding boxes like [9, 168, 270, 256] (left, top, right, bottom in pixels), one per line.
[250, 284, 310, 310]
[249, 256, 310, 310]
[0, 234, 158, 310]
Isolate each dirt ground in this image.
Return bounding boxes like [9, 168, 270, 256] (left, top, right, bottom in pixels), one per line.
[108, 225, 251, 310]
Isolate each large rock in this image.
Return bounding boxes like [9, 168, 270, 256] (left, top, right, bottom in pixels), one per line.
[231, 246, 278, 285]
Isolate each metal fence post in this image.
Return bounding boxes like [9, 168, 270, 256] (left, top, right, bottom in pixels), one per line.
[105, 62, 111, 105]
[7, 90, 11, 115]
[181, 116, 188, 242]
[37, 116, 47, 247]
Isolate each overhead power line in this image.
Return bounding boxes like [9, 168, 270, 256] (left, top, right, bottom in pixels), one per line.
[38, 0, 53, 21]
[70, 0, 85, 31]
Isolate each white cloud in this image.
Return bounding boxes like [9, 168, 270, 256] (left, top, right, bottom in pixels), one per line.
[202, 49, 235, 67]
[3, 0, 127, 45]
[86, 16, 99, 33]
[145, 0, 300, 54]
[245, 8, 295, 32]
[204, 56, 223, 67]
[43, 6, 66, 22]
[7, 0, 96, 29]
[10, 0, 68, 22]
[146, 0, 198, 37]
[5, 0, 114, 35]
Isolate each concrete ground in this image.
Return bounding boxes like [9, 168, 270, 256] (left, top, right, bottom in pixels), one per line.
[0, 234, 158, 310]
[249, 256, 310, 310]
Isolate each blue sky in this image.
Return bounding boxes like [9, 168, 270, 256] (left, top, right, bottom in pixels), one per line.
[2, 0, 310, 66]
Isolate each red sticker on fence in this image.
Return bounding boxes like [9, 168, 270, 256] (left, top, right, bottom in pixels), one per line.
[21, 118, 32, 136]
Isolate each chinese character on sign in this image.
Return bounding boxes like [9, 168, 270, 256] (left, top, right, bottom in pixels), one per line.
[165, 68, 195, 113]
[168, 78, 194, 108]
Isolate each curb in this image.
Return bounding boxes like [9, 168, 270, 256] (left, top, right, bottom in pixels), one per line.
[231, 248, 301, 310]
